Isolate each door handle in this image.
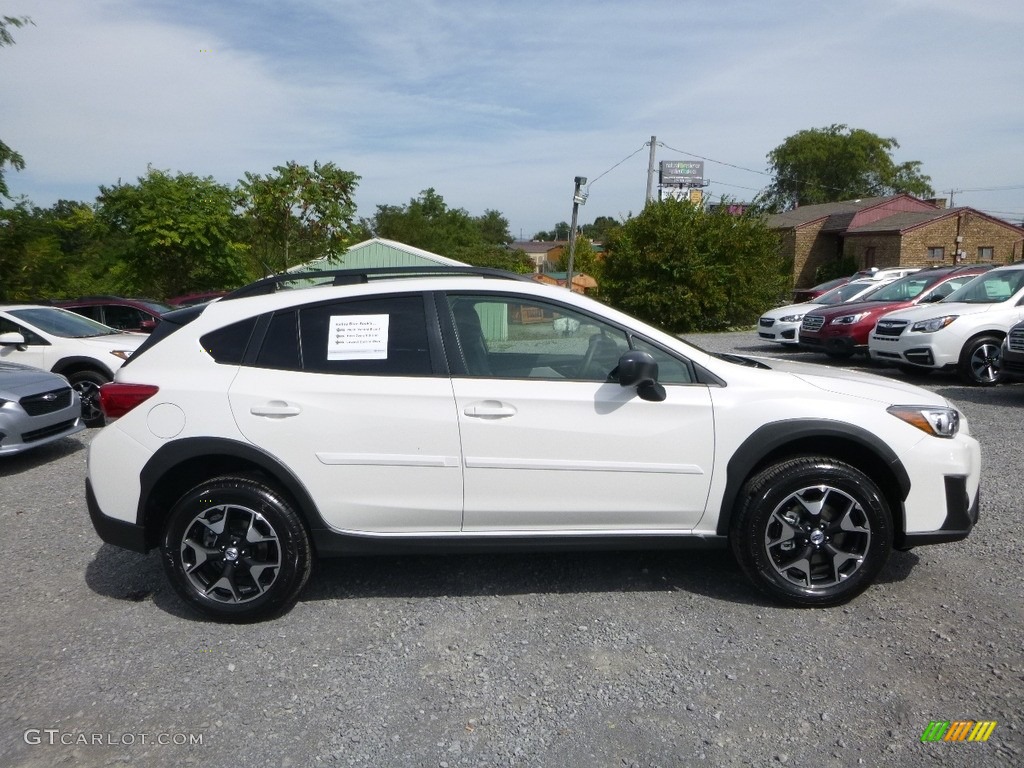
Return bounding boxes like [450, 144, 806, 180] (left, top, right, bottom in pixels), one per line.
[464, 401, 517, 419]
[250, 401, 301, 418]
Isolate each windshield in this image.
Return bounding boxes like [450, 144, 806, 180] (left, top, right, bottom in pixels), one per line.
[9, 307, 122, 338]
[818, 280, 882, 305]
[140, 300, 174, 314]
[943, 269, 1024, 304]
[865, 274, 937, 302]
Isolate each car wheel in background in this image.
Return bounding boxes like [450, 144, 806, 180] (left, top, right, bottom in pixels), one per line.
[67, 369, 109, 428]
[958, 335, 1002, 386]
[161, 476, 313, 622]
[730, 457, 892, 607]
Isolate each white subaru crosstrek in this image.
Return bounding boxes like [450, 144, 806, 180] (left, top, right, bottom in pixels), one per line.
[868, 264, 1024, 385]
[86, 267, 981, 621]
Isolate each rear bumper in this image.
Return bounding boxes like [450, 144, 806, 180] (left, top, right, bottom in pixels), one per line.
[86, 478, 150, 553]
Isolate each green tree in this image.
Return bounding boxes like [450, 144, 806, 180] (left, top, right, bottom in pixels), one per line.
[581, 215, 621, 242]
[555, 237, 603, 284]
[532, 221, 570, 241]
[762, 124, 934, 210]
[602, 199, 787, 333]
[238, 160, 360, 273]
[96, 167, 249, 298]
[370, 188, 531, 272]
[0, 16, 33, 201]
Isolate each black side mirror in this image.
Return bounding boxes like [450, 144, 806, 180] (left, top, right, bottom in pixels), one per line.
[616, 350, 666, 402]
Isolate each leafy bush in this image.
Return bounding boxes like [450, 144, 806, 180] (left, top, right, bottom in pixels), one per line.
[602, 200, 787, 333]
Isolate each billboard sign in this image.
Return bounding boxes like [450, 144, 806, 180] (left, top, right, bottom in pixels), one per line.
[660, 160, 704, 185]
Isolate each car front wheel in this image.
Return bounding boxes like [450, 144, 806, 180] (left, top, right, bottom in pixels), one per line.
[161, 476, 312, 622]
[67, 369, 108, 428]
[958, 335, 1002, 386]
[730, 457, 892, 607]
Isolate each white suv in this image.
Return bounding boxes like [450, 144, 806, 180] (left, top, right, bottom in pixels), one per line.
[0, 305, 146, 426]
[868, 264, 1024, 385]
[86, 267, 981, 621]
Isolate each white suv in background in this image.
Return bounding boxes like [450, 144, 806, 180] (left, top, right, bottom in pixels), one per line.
[86, 267, 980, 621]
[868, 264, 1024, 385]
[0, 305, 146, 426]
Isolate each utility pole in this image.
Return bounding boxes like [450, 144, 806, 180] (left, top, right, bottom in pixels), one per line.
[645, 135, 657, 204]
[566, 176, 587, 292]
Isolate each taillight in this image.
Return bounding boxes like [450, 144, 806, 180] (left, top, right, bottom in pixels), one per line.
[99, 383, 159, 418]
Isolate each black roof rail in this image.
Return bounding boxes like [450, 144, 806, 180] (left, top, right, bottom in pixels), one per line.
[222, 265, 533, 301]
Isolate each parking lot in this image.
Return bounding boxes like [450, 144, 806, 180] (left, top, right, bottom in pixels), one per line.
[1, 330, 1021, 768]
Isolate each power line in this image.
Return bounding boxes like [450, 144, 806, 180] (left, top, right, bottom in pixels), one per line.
[585, 144, 649, 189]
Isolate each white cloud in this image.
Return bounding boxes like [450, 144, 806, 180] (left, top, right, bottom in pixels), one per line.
[3, 0, 1023, 234]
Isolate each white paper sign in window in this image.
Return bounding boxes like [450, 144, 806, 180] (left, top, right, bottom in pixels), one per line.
[327, 314, 390, 360]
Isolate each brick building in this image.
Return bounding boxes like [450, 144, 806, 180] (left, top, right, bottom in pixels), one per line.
[768, 195, 1024, 288]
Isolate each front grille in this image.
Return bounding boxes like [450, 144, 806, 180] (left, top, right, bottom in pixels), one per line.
[1008, 326, 1024, 352]
[23, 419, 78, 443]
[874, 319, 908, 338]
[20, 387, 73, 416]
[801, 316, 825, 333]
[759, 318, 775, 328]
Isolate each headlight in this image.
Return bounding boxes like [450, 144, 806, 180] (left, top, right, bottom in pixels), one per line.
[911, 315, 958, 333]
[110, 349, 135, 361]
[779, 314, 804, 323]
[831, 313, 868, 325]
[887, 405, 960, 438]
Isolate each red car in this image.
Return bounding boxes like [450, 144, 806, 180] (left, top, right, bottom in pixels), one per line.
[798, 265, 993, 358]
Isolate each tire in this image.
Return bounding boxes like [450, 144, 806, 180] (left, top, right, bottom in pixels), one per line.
[66, 369, 109, 428]
[161, 476, 313, 622]
[958, 335, 1002, 386]
[730, 457, 892, 607]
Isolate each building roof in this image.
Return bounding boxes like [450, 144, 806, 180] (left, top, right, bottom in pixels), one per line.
[512, 240, 566, 254]
[767, 197, 897, 230]
[288, 237, 465, 273]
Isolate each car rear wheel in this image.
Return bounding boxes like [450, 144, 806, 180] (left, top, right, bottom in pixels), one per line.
[66, 369, 108, 428]
[161, 476, 312, 622]
[958, 335, 1002, 386]
[730, 457, 892, 607]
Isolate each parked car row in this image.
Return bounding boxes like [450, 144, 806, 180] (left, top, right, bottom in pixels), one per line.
[763, 263, 1024, 385]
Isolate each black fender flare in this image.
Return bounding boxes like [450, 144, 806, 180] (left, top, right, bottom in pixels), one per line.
[715, 419, 912, 537]
[136, 437, 327, 549]
[50, 356, 116, 379]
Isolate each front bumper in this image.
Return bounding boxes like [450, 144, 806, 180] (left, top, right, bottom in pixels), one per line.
[896, 476, 980, 549]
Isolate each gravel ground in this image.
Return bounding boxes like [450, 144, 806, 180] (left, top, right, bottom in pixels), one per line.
[1, 331, 1021, 768]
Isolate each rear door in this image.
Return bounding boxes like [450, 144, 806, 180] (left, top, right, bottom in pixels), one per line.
[228, 292, 464, 534]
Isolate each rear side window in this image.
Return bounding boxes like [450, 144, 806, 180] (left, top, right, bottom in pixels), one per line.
[298, 295, 433, 376]
[200, 317, 258, 364]
[247, 295, 434, 376]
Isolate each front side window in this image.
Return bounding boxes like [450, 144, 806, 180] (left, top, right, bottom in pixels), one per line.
[102, 305, 146, 330]
[446, 295, 630, 380]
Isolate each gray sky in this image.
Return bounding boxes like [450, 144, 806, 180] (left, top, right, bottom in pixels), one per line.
[3, 0, 1023, 237]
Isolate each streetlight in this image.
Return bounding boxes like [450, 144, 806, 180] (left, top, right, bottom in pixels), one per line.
[566, 176, 588, 291]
